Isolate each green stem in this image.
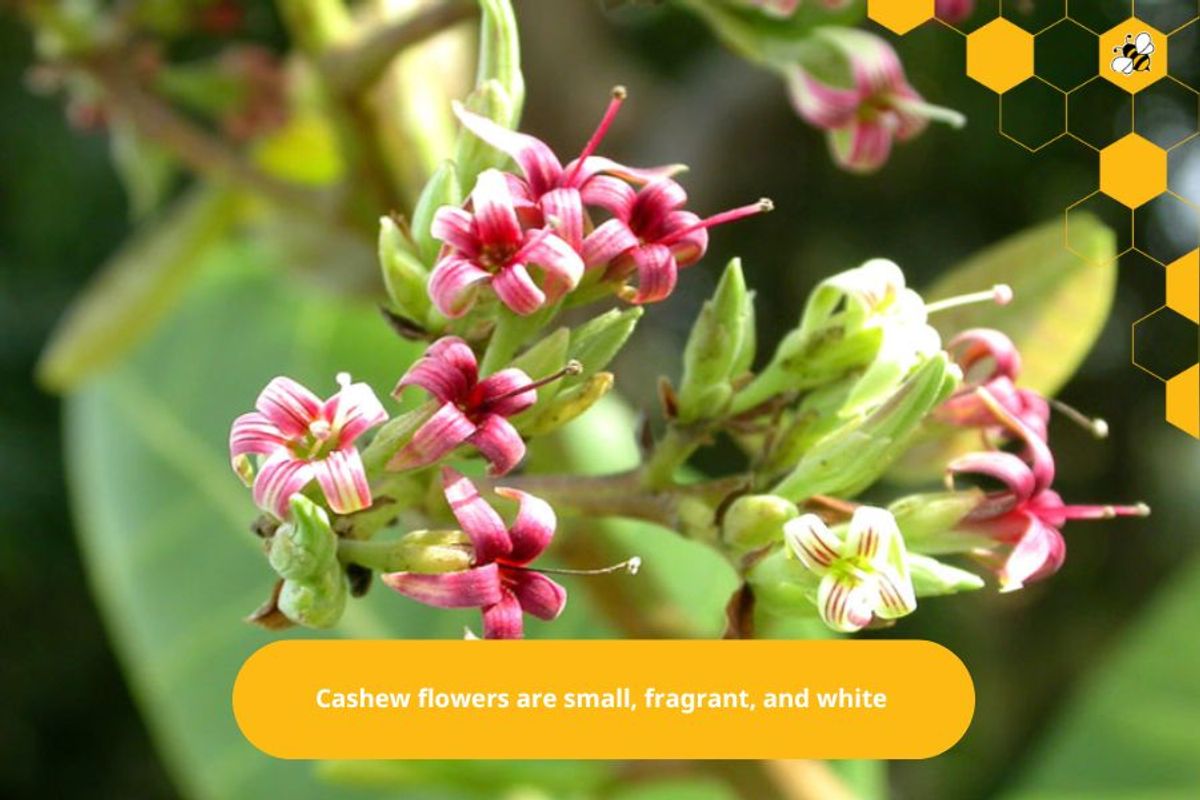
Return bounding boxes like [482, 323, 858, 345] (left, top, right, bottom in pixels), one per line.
[338, 533, 469, 573]
[479, 304, 555, 375]
[641, 426, 706, 490]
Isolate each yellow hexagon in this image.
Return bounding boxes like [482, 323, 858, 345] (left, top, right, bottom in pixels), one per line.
[967, 19, 1035, 94]
[1166, 250, 1199, 323]
[1100, 20, 1167, 93]
[1099, 134, 1167, 208]
[868, 0, 935, 35]
[1166, 364, 1199, 439]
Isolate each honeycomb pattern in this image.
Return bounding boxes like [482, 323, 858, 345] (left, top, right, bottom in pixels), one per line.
[883, 0, 1200, 438]
[868, 0, 935, 35]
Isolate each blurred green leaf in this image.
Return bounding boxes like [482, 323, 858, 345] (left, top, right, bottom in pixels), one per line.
[37, 183, 241, 393]
[1002, 553, 1200, 800]
[924, 214, 1117, 396]
[109, 115, 178, 219]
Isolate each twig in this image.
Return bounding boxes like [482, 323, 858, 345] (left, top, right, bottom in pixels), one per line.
[321, 0, 478, 96]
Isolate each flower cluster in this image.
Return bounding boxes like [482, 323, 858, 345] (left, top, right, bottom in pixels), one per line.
[429, 91, 771, 315]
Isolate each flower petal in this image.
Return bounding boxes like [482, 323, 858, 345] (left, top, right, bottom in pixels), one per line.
[625, 244, 678, 305]
[252, 451, 314, 519]
[947, 329, 1023, 383]
[845, 506, 900, 564]
[830, 118, 896, 175]
[311, 448, 372, 514]
[481, 589, 525, 639]
[230, 411, 287, 482]
[492, 262, 547, 316]
[472, 168, 523, 248]
[874, 565, 917, 620]
[381, 563, 503, 609]
[442, 467, 513, 562]
[632, 179, 688, 226]
[428, 256, 492, 318]
[430, 206, 480, 256]
[571, 156, 687, 188]
[660, 210, 708, 268]
[520, 231, 584, 297]
[468, 414, 527, 476]
[580, 174, 637, 218]
[474, 368, 537, 418]
[540, 187, 585, 252]
[387, 402, 476, 471]
[817, 573, 876, 633]
[495, 486, 556, 563]
[786, 68, 861, 130]
[255, 376, 322, 439]
[582, 218, 639, 269]
[784, 514, 843, 573]
[395, 336, 478, 403]
[324, 376, 387, 445]
[948, 450, 1037, 504]
[507, 569, 567, 621]
[453, 102, 563, 196]
[998, 516, 1064, 592]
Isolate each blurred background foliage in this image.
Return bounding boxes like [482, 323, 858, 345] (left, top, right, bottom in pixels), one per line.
[2, 1, 1199, 799]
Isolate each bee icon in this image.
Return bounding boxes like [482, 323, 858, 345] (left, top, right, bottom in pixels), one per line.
[1111, 32, 1155, 75]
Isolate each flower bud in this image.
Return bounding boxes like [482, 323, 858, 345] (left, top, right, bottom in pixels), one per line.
[522, 372, 614, 436]
[723, 494, 799, 552]
[379, 216, 433, 325]
[889, 490, 985, 552]
[746, 548, 820, 618]
[269, 495, 337, 582]
[409, 161, 462, 266]
[565, 307, 644, 385]
[454, 79, 516, 187]
[772, 353, 960, 501]
[677, 259, 752, 423]
[277, 568, 348, 629]
[908, 554, 985, 597]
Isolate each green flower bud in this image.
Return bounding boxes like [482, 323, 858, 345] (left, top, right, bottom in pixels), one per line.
[678, 259, 751, 423]
[731, 289, 758, 378]
[269, 496, 337, 582]
[338, 530, 472, 574]
[454, 79, 516, 187]
[772, 353, 960, 501]
[889, 490, 985, 553]
[723, 494, 799, 552]
[746, 548, 820, 618]
[565, 307, 644, 386]
[522, 372, 615, 436]
[409, 161, 462, 266]
[476, 0, 524, 124]
[278, 568, 348, 630]
[379, 216, 433, 325]
[908, 554, 985, 597]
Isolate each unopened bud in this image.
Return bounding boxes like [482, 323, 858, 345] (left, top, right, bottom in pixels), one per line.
[723, 494, 799, 552]
[889, 490, 985, 550]
[566, 307, 644, 385]
[746, 548, 821, 618]
[379, 216, 434, 325]
[409, 161, 462, 266]
[908, 554, 985, 597]
[678, 259, 752, 423]
[454, 81, 516, 187]
[277, 568, 348, 629]
[269, 495, 337, 581]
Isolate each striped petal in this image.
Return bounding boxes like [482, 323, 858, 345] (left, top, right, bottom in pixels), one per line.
[521, 231, 584, 297]
[311, 448, 372, 514]
[948, 450, 1037, 504]
[633, 178, 688, 224]
[252, 451, 314, 519]
[428, 255, 492, 318]
[430, 206, 480, 256]
[255, 376, 322, 438]
[469, 413, 527, 476]
[874, 565, 918, 619]
[507, 570, 567, 621]
[830, 118, 896, 175]
[481, 589, 525, 639]
[381, 563, 503, 609]
[540, 187, 585, 252]
[784, 514, 843, 573]
[947, 329, 1023, 384]
[582, 218, 639, 269]
[453, 102, 563, 196]
[626, 244, 678, 305]
[998, 516, 1064, 592]
[570, 155, 687, 188]
[493, 262, 547, 316]
[395, 336, 478, 403]
[660, 210, 708, 268]
[230, 411, 287, 484]
[472, 169, 523, 248]
[580, 174, 637, 218]
[845, 506, 899, 564]
[817, 572, 876, 633]
[387, 401, 476, 471]
[324, 375, 387, 445]
[495, 486, 556, 563]
[786, 68, 861, 130]
[474, 368, 537, 418]
[442, 467, 513, 563]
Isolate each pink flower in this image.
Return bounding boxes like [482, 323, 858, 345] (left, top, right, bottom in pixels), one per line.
[935, 0, 974, 25]
[582, 178, 772, 304]
[389, 337, 536, 476]
[382, 468, 565, 639]
[428, 168, 584, 317]
[937, 329, 1051, 441]
[787, 29, 964, 173]
[947, 389, 1147, 591]
[230, 374, 387, 519]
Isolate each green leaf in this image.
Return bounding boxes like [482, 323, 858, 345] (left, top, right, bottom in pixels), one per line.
[923, 214, 1117, 396]
[37, 183, 241, 393]
[1002, 552, 1200, 800]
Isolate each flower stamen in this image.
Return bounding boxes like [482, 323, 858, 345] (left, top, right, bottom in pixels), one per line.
[925, 284, 1013, 314]
[561, 85, 628, 186]
[656, 198, 775, 247]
